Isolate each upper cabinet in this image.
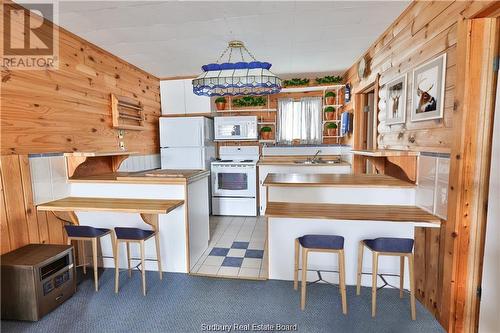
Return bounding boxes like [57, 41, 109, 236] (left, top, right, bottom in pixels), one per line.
[160, 79, 211, 115]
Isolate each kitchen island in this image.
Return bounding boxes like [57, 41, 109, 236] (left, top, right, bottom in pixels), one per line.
[263, 173, 440, 288]
[65, 169, 210, 273]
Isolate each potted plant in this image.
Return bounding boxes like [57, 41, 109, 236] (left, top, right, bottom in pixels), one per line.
[325, 91, 336, 105]
[324, 106, 336, 120]
[325, 122, 338, 136]
[260, 126, 273, 140]
[215, 97, 227, 111]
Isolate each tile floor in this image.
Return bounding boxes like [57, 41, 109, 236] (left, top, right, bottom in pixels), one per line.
[191, 216, 267, 279]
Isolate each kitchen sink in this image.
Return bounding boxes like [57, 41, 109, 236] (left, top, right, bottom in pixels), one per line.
[293, 159, 341, 165]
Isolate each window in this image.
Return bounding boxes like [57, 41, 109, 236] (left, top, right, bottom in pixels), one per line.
[277, 97, 322, 144]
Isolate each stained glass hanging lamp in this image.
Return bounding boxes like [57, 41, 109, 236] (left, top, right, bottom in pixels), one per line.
[192, 40, 282, 97]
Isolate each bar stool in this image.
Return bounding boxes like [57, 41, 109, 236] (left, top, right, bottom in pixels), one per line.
[64, 225, 115, 292]
[356, 237, 416, 320]
[293, 234, 347, 314]
[114, 227, 162, 296]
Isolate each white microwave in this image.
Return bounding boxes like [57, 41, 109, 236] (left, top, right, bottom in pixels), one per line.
[214, 116, 258, 141]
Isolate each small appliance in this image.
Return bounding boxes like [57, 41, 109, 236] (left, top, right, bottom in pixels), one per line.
[214, 116, 258, 141]
[211, 146, 259, 216]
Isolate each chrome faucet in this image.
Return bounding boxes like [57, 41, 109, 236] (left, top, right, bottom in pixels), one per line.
[311, 149, 322, 163]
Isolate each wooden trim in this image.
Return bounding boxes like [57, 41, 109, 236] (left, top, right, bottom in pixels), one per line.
[442, 17, 499, 332]
[183, 184, 191, 272]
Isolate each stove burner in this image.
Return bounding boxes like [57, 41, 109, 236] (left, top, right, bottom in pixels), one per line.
[240, 159, 254, 162]
[218, 159, 233, 162]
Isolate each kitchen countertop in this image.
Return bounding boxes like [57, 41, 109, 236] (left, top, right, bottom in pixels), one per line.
[263, 173, 415, 188]
[68, 169, 210, 185]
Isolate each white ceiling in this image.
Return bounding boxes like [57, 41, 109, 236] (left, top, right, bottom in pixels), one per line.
[58, 1, 409, 78]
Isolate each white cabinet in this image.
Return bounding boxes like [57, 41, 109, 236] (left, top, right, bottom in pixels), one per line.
[160, 79, 211, 115]
[184, 81, 211, 114]
[258, 164, 351, 215]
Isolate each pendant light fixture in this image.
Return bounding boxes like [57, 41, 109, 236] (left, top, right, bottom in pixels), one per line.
[192, 40, 282, 97]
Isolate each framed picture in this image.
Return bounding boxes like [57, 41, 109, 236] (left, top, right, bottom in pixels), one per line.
[385, 73, 407, 125]
[411, 53, 447, 122]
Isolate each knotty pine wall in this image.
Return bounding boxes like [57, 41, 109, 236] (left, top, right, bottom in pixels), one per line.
[342, 1, 495, 151]
[340, 1, 497, 328]
[1, 3, 161, 155]
[0, 3, 161, 254]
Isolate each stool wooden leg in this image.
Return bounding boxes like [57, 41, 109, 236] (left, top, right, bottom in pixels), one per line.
[409, 254, 416, 320]
[92, 238, 98, 292]
[293, 238, 299, 291]
[126, 243, 131, 277]
[81, 240, 87, 275]
[140, 240, 146, 296]
[400, 256, 405, 298]
[356, 241, 364, 295]
[114, 240, 120, 293]
[154, 232, 163, 280]
[300, 248, 308, 310]
[371, 252, 379, 317]
[339, 250, 347, 315]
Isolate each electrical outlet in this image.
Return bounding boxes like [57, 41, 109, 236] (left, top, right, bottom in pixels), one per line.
[118, 129, 125, 139]
[119, 141, 125, 150]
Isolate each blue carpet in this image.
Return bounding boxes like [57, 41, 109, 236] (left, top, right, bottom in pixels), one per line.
[2, 270, 444, 333]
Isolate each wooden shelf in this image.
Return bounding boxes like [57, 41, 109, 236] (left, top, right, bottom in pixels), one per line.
[323, 136, 342, 138]
[323, 104, 343, 108]
[64, 151, 138, 157]
[281, 84, 345, 93]
[323, 120, 341, 123]
[258, 122, 276, 125]
[259, 140, 276, 143]
[111, 94, 145, 131]
[217, 108, 276, 113]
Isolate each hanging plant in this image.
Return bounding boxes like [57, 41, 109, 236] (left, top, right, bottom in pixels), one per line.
[282, 78, 310, 87]
[315, 75, 343, 85]
[232, 96, 267, 108]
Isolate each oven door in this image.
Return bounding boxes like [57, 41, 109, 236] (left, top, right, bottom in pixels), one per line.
[212, 165, 256, 197]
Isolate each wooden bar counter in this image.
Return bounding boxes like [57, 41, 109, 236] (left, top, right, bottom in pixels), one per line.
[263, 173, 441, 289]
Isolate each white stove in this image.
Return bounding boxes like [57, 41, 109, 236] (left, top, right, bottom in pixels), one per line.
[211, 146, 259, 216]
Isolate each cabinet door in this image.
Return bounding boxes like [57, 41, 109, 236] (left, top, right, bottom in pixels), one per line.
[184, 79, 211, 114]
[160, 80, 186, 115]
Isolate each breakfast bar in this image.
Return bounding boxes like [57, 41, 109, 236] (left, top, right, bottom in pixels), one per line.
[45, 170, 211, 273]
[263, 173, 441, 289]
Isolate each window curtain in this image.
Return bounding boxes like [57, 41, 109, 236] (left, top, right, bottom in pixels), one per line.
[277, 97, 322, 144]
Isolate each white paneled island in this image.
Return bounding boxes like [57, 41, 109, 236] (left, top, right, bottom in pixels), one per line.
[263, 173, 440, 288]
[67, 169, 210, 273]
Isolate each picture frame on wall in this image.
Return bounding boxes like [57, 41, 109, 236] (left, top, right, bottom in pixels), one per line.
[411, 53, 447, 122]
[385, 73, 407, 125]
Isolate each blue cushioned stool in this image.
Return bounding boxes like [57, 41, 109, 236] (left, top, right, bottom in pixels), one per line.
[356, 237, 416, 320]
[114, 227, 162, 296]
[64, 225, 114, 292]
[294, 234, 347, 314]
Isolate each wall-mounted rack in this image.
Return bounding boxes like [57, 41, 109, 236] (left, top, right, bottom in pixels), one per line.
[111, 94, 145, 131]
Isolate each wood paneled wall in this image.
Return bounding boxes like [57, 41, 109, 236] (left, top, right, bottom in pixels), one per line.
[342, 1, 496, 152]
[0, 155, 69, 255]
[0, 3, 161, 254]
[340, 1, 498, 330]
[1, 3, 161, 155]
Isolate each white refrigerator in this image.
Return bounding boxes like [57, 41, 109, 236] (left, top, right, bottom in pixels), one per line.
[159, 117, 215, 170]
